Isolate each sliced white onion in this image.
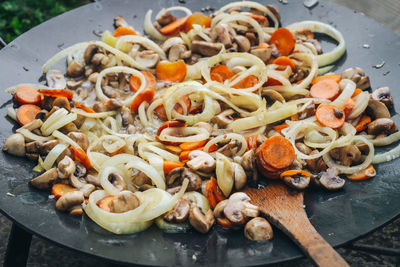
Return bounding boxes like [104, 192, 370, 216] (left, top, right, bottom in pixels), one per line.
[42, 113, 77, 136]
[6, 107, 17, 121]
[347, 92, 369, 119]
[116, 35, 166, 59]
[372, 132, 400, 146]
[331, 79, 356, 108]
[101, 135, 126, 154]
[42, 144, 67, 170]
[16, 128, 52, 142]
[159, 126, 209, 143]
[72, 108, 117, 118]
[41, 108, 68, 134]
[144, 10, 167, 41]
[52, 130, 81, 150]
[287, 21, 346, 67]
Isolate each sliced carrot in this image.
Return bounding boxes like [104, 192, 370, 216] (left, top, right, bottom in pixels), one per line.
[109, 147, 125, 157]
[205, 177, 226, 210]
[163, 161, 185, 174]
[355, 115, 371, 132]
[165, 145, 182, 155]
[129, 71, 156, 92]
[210, 73, 223, 83]
[159, 16, 189, 35]
[184, 12, 211, 32]
[210, 65, 234, 82]
[113, 27, 136, 37]
[344, 98, 355, 117]
[189, 104, 202, 114]
[14, 86, 42, 105]
[130, 87, 155, 112]
[156, 60, 187, 83]
[264, 77, 283, 86]
[208, 144, 218, 153]
[179, 140, 207, 151]
[16, 104, 41, 126]
[255, 149, 283, 179]
[311, 73, 341, 85]
[157, 120, 186, 136]
[97, 196, 114, 212]
[347, 165, 376, 181]
[272, 56, 296, 71]
[70, 146, 92, 170]
[246, 136, 258, 150]
[75, 102, 95, 113]
[51, 184, 76, 199]
[217, 218, 234, 228]
[273, 123, 289, 135]
[316, 103, 345, 129]
[296, 29, 314, 39]
[270, 28, 295, 56]
[38, 89, 73, 100]
[259, 136, 295, 170]
[280, 170, 311, 178]
[232, 75, 258, 89]
[310, 79, 340, 101]
[247, 14, 267, 22]
[352, 88, 362, 98]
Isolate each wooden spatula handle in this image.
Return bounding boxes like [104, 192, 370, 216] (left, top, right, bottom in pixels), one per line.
[290, 220, 349, 267]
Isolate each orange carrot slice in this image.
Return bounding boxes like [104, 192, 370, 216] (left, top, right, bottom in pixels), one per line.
[156, 60, 187, 83]
[352, 88, 362, 98]
[163, 161, 185, 174]
[16, 104, 41, 126]
[344, 98, 355, 117]
[270, 28, 295, 56]
[14, 87, 42, 105]
[130, 87, 155, 112]
[272, 56, 296, 71]
[280, 170, 311, 178]
[205, 177, 226, 209]
[38, 89, 73, 100]
[310, 79, 341, 101]
[70, 146, 92, 170]
[273, 123, 289, 135]
[355, 115, 371, 132]
[210, 65, 234, 82]
[232, 75, 258, 89]
[184, 12, 211, 32]
[347, 165, 376, 181]
[259, 136, 295, 170]
[159, 16, 189, 35]
[51, 184, 76, 199]
[316, 103, 345, 129]
[246, 135, 258, 150]
[113, 27, 136, 37]
[97, 196, 114, 212]
[179, 140, 207, 151]
[311, 73, 341, 85]
[75, 102, 95, 113]
[129, 71, 157, 92]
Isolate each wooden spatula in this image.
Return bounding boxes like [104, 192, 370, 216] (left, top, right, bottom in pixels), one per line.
[244, 181, 349, 267]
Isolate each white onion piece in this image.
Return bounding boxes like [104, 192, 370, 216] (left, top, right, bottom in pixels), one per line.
[373, 143, 400, 164]
[203, 133, 247, 156]
[144, 10, 167, 41]
[6, 107, 17, 121]
[225, 57, 254, 69]
[72, 108, 117, 118]
[52, 130, 81, 150]
[331, 79, 356, 108]
[100, 166, 127, 195]
[372, 132, 400, 146]
[41, 108, 68, 134]
[171, 95, 215, 125]
[182, 191, 210, 212]
[138, 101, 149, 127]
[146, 145, 179, 162]
[347, 92, 369, 119]
[216, 153, 234, 197]
[16, 128, 52, 142]
[116, 35, 166, 59]
[228, 102, 298, 132]
[146, 98, 163, 125]
[216, 14, 264, 44]
[318, 65, 335, 75]
[156, 6, 192, 19]
[88, 152, 109, 172]
[42, 41, 139, 73]
[286, 122, 337, 160]
[287, 21, 346, 67]
[144, 152, 165, 180]
[42, 144, 67, 170]
[98, 119, 131, 138]
[42, 113, 77, 136]
[95, 66, 146, 105]
[291, 52, 318, 90]
[323, 136, 374, 174]
[215, 1, 278, 29]
[101, 135, 126, 154]
[159, 127, 209, 143]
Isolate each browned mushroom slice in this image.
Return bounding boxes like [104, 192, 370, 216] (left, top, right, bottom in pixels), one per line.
[93, 99, 123, 112]
[191, 41, 223, 57]
[187, 150, 216, 173]
[244, 217, 274, 241]
[281, 171, 311, 190]
[211, 109, 235, 127]
[188, 206, 215, 234]
[166, 167, 202, 191]
[367, 118, 398, 136]
[164, 198, 190, 223]
[319, 167, 345, 190]
[135, 50, 160, 69]
[3, 133, 25, 157]
[250, 46, 272, 62]
[67, 132, 89, 151]
[234, 35, 251, 52]
[57, 156, 76, 179]
[371, 87, 392, 108]
[223, 192, 259, 225]
[46, 70, 66, 89]
[56, 191, 84, 211]
[156, 10, 176, 26]
[109, 191, 140, 213]
[210, 24, 236, 48]
[30, 168, 58, 190]
[340, 67, 370, 90]
[67, 59, 84, 77]
[367, 99, 390, 119]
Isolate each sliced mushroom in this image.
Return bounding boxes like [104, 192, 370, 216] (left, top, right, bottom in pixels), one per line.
[156, 10, 176, 26]
[295, 142, 312, 155]
[191, 41, 223, 57]
[234, 35, 251, 52]
[55, 191, 84, 211]
[69, 205, 83, 216]
[187, 150, 216, 173]
[213, 199, 228, 219]
[70, 174, 87, 189]
[241, 149, 258, 185]
[53, 97, 71, 111]
[135, 50, 160, 69]
[166, 167, 202, 191]
[93, 99, 123, 112]
[306, 150, 327, 173]
[319, 167, 345, 190]
[371, 86, 392, 108]
[162, 37, 185, 52]
[3, 133, 25, 157]
[266, 4, 281, 21]
[367, 99, 390, 119]
[216, 139, 240, 157]
[281, 171, 311, 190]
[91, 53, 106, 66]
[30, 168, 58, 190]
[304, 39, 322, 55]
[340, 67, 370, 90]
[88, 72, 99, 83]
[233, 162, 247, 190]
[189, 206, 215, 234]
[210, 24, 236, 47]
[223, 192, 259, 225]
[57, 156, 76, 179]
[86, 174, 101, 187]
[102, 85, 119, 98]
[164, 198, 190, 223]
[46, 70, 66, 89]
[109, 190, 140, 213]
[244, 217, 273, 241]
[79, 183, 95, 198]
[250, 46, 272, 62]
[114, 15, 129, 28]
[67, 60, 84, 77]
[132, 171, 152, 190]
[262, 89, 285, 103]
[337, 144, 361, 166]
[367, 118, 398, 136]
[211, 109, 235, 127]
[168, 44, 190, 62]
[84, 45, 99, 64]
[108, 172, 127, 192]
[66, 79, 84, 90]
[67, 132, 89, 151]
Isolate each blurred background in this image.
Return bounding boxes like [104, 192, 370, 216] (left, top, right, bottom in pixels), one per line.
[0, 0, 399, 266]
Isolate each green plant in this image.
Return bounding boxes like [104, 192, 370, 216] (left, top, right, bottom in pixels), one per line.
[0, 0, 91, 44]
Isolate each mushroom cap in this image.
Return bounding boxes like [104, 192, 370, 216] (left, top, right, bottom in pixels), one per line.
[164, 198, 190, 223]
[46, 70, 66, 89]
[223, 192, 259, 225]
[3, 133, 25, 157]
[161, 37, 185, 52]
[282, 175, 310, 190]
[339, 144, 361, 166]
[367, 99, 390, 119]
[319, 167, 345, 190]
[135, 50, 160, 69]
[233, 162, 247, 191]
[30, 168, 58, 190]
[367, 118, 398, 136]
[234, 35, 251, 52]
[187, 150, 216, 173]
[189, 207, 215, 234]
[372, 87, 392, 108]
[110, 190, 140, 213]
[244, 217, 274, 241]
[262, 89, 285, 103]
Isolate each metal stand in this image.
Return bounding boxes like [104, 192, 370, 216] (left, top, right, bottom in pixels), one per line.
[3, 223, 32, 267]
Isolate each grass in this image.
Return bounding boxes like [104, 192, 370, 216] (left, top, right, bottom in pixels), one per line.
[0, 0, 91, 44]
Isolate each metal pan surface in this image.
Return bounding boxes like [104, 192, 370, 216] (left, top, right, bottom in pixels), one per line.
[0, 0, 399, 266]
